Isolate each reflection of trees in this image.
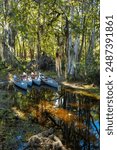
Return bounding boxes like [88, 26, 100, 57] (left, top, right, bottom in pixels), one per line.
[11, 86, 56, 113]
[61, 89, 100, 150]
[12, 86, 99, 150]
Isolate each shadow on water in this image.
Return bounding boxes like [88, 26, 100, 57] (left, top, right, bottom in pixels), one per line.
[11, 85, 99, 150]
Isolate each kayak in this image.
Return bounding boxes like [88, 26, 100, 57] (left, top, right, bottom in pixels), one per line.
[13, 78, 27, 90]
[41, 77, 58, 89]
[32, 76, 41, 86]
[23, 77, 32, 87]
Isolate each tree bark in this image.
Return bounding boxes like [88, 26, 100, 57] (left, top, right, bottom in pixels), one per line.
[36, 2, 41, 60]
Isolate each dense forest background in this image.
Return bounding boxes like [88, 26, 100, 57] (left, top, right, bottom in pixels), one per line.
[0, 0, 100, 84]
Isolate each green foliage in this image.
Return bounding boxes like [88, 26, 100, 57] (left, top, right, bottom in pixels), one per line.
[0, 0, 99, 83]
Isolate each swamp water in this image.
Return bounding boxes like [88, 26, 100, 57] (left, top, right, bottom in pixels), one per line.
[0, 85, 100, 150]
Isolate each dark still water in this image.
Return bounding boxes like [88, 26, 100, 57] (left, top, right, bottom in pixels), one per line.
[12, 85, 100, 150]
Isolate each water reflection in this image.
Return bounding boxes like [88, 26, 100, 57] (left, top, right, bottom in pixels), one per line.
[62, 89, 100, 150]
[13, 85, 100, 150]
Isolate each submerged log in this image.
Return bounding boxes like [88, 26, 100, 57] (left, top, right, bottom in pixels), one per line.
[28, 128, 67, 150]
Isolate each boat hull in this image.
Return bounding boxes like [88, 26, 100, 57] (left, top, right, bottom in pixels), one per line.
[13, 81, 27, 90]
[27, 80, 32, 86]
[24, 80, 32, 87]
[41, 78, 58, 89]
[33, 77, 41, 86]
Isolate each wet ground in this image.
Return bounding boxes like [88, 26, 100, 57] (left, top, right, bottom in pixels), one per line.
[0, 84, 100, 150]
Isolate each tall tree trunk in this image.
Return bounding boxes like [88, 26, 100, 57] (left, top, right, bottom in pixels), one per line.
[37, 2, 41, 60]
[86, 0, 95, 70]
[2, 0, 17, 65]
[64, 17, 69, 79]
[30, 48, 34, 61]
[78, 16, 85, 62]
[0, 41, 4, 61]
[73, 36, 79, 78]
[67, 4, 74, 75]
[3, 22, 9, 62]
[22, 39, 26, 60]
[16, 35, 22, 57]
